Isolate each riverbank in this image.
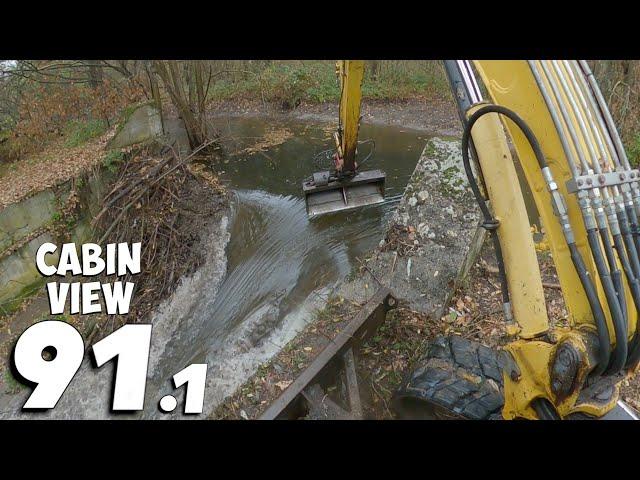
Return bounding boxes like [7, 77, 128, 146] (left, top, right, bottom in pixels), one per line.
[210, 96, 461, 137]
[0, 97, 459, 208]
[0, 97, 451, 415]
[214, 223, 640, 420]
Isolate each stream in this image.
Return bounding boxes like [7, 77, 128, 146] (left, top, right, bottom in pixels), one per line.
[1, 116, 430, 419]
[144, 117, 430, 418]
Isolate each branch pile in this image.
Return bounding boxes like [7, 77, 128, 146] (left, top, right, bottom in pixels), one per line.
[92, 144, 226, 330]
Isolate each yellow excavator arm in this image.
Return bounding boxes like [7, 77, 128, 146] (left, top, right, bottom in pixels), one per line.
[468, 61, 640, 419]
[307, 60, 640, 420]
[335, 60, 365, 173]
[302, 60, 385, 218]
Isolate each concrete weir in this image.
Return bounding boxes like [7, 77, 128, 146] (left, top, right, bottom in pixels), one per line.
[336, 136, 484, 323]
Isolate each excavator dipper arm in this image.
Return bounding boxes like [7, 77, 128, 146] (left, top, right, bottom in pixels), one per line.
[302, 61, 386, 218]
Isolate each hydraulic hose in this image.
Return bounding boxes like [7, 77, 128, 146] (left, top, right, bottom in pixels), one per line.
[611, 230, 640, 326]
[621, 202, 640, 366]
[586, 229, 627, 373]
[618, 209, 640, 280]
[461, 115, 510, 312]
[625, 204, 640, 264]
[598, 226, 627, 324]
[612, 207, 640, 365]
[558, 60, 633, 325]
[463, 104, 613, 376]
[584, 198, 627, 374]
[568, 242, 612, 375]
[615, 211, 640, 317]
[572, 59, 640, 367]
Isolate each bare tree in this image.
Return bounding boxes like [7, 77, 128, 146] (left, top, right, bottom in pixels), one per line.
[151, 61, 215, 150]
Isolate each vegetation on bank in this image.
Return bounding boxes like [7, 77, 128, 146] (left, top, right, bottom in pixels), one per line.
[207, 60, 450, 107]
[591, 60, 640, 165]
[64, 118, 108, 148]
[0, 60, 449, 174]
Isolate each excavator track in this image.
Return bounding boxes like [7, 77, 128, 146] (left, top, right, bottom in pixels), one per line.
[393, 335, 505, 420]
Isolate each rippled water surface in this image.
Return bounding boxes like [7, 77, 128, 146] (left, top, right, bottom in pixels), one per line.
[147, 117, 430, 416]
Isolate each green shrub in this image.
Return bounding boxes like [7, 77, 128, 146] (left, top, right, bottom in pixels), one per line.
[208, 62, 339, 108]
[64, 118, 107, 148]
[362, 65, 448, 100]
[102, 149, 124, 173]
[261, 63, 325, 108]
[626, 133, 640, 167]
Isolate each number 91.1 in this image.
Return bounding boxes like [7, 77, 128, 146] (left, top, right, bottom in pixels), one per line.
[12, 321, 207, 414]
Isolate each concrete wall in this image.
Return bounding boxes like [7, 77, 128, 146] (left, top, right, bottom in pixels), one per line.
[107, 103, 163, 149]
[336, 137, 484, 320]
[0, 190, 56, 253]
[0, 167, 115, 311]
[1, 103, 161, 313]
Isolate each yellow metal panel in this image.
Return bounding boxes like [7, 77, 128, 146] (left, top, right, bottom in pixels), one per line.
[467, 104, 549, 338]
[473, 61, 609, 333]
[337, 60, 364, 171]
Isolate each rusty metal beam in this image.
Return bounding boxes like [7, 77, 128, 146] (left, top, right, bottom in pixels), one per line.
[343, 347, 363, 418]
[259, 287, 397, 420]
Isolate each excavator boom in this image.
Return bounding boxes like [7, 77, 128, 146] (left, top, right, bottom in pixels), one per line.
[302, 60, 640, 419]
[303, 60, 386, 217]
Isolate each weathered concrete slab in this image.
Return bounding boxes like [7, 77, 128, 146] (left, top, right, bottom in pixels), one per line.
[0, 190, 56, 253]
[337, 137, 485, 320]
[0, 232, 58, 309]
[0, 166, 115, 310]
[107, 103, 163, 149]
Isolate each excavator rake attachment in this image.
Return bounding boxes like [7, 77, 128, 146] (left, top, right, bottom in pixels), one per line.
[303, 169, 386, 218]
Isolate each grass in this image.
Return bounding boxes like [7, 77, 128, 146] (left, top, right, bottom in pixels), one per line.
[102, 149, 124, 173]
[64, 118, 107, 148]
[208, 61, 448, 108]
[627, 133, 640, 167]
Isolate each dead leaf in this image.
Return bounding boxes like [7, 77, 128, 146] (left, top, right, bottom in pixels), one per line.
[275, 380, 292, 391]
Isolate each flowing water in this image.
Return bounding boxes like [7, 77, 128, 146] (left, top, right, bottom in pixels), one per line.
[144, 117, 430, 418]
[1, 116, 431, 419]
[212, 116, 430, 287]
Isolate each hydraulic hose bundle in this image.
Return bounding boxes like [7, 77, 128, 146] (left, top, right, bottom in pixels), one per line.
[444, 59, 640, 420]
[454, 59, 640, 381]
[532, 60, 640, 373]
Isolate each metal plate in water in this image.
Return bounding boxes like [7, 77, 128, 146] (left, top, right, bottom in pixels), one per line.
[303, 169, 386, 218]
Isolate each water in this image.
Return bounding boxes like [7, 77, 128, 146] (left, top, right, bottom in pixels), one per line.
[213, 116, 428, 253]
[1, 116, 429, 419]
[148, 116, 429, 417]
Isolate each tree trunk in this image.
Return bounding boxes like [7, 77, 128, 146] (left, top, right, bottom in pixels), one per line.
[367, 60, 380, 81]
[146, 63, 165, 134]
[87, 62, 103, 89]
[153, 61, 204, 149]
